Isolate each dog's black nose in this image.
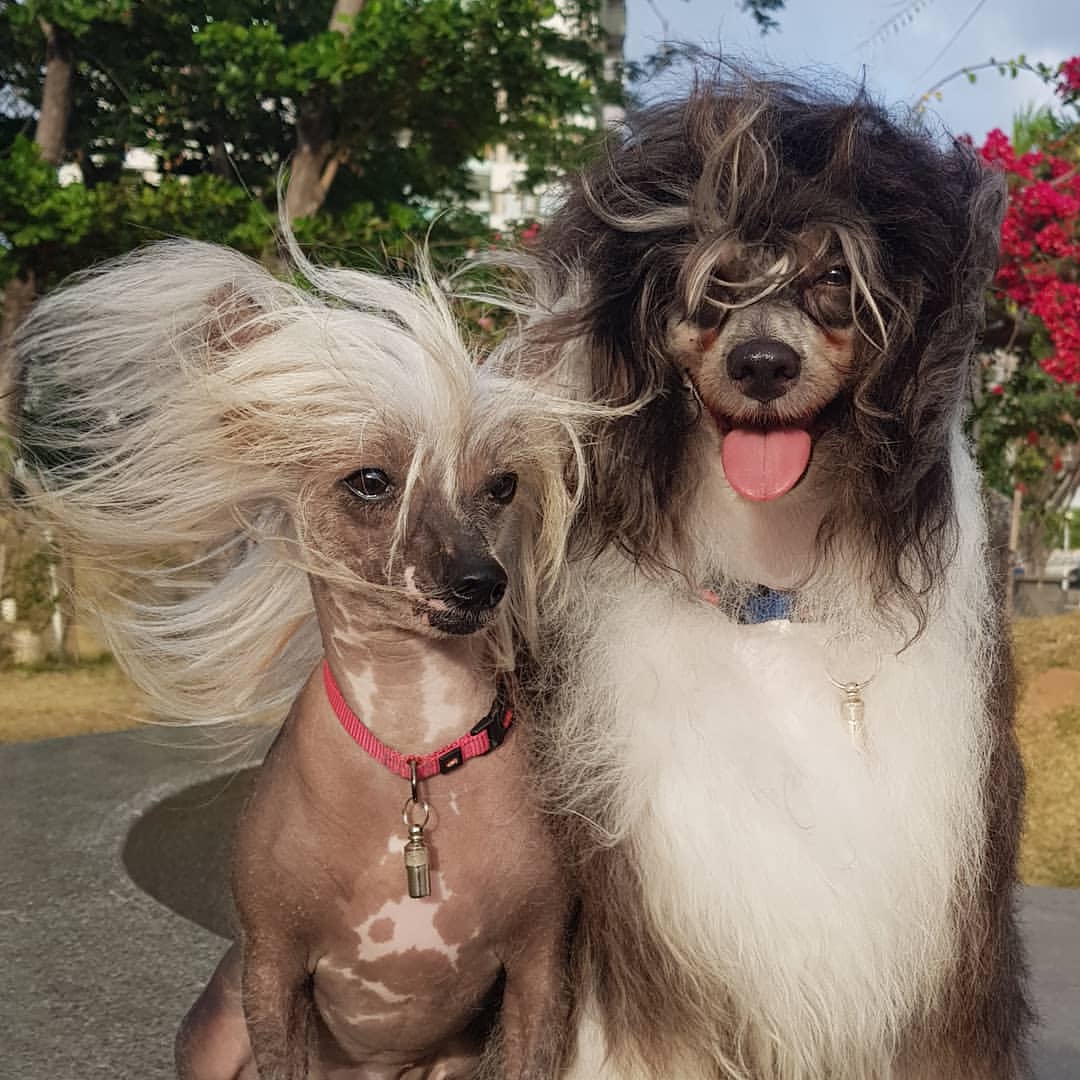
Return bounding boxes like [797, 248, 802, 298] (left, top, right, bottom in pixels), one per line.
[447, 555, 508, 611]
[726, 338, 802, 402]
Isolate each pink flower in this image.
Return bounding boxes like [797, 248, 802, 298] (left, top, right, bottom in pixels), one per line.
[1057, 56, 1080, 97]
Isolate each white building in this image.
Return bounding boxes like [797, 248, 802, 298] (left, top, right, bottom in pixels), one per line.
[467, 0, 626, 231]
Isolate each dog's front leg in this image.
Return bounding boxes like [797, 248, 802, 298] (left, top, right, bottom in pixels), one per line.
[176, 943, 257, 1080]
[495, 906, 573, 1080]
[241, 933, 314, 1080]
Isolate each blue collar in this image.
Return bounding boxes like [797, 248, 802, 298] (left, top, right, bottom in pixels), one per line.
[741, 586, 794, 624]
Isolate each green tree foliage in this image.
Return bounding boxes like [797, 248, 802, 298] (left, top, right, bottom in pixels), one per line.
[0, 0, 618, 292]
[973, 361, 1080, 568]
[740, 0, 786, 33]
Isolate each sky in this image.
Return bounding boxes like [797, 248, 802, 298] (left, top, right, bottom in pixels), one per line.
[623, 0, 1080, 144]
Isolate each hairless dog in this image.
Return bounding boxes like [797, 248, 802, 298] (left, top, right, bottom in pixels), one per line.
[14, 238, 585, 1079]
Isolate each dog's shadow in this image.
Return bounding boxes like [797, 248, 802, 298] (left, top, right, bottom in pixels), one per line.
[122, 769, 257, 940]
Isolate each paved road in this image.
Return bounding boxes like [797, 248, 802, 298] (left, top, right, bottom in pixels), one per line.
[1, 729, 1077, 1079]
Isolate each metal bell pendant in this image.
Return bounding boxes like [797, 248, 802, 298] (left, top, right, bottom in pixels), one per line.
[403, 823, 431, 898]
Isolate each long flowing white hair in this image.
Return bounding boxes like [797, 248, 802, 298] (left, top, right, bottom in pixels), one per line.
[14, 239, 590, 726]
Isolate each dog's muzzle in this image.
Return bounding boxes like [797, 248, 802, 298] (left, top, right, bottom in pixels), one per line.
[447, 554, 507, 612]
[726, 338, 802, 403]
[714, 338, 814, 502]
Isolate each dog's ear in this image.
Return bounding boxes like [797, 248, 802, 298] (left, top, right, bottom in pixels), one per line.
[953, 148, 1009, 329]
[537, 226, 703, 564]
[891, 144, 1006, 431]
[202, 285, 302, 457]
[839, 142, 1006, 632]
[204, 285, 280, 356]
[571, 319, 699, 565]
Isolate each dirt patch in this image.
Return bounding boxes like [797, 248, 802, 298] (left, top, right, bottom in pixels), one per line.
[1022, 667, 1080, 719]
[0, 662, 147, 743]
[1014, 655, 1080, 888]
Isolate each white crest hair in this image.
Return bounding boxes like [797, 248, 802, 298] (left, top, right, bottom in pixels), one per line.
[15, 239, 589, 726]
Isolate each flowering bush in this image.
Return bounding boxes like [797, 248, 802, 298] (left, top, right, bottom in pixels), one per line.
[978, 59, 1080, 383]
[1058, 57, 1080, 98]
[966, 58, 1080, 571]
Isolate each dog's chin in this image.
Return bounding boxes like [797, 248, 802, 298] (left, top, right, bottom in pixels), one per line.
[702, 396, 845, 503]
[425, 605, 498, 637]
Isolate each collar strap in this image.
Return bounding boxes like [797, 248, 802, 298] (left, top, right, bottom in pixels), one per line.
[742, 585, 794, 624]
[322, 660, 513, 780]
[700, 584, 795, 624]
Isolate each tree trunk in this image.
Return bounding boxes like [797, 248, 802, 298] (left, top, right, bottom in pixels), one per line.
[36, 20, 74, 166]
[1019, 516, 1051, 578]
[55, 548, 81, 661]
[209, 137, 233, 179]
[2, 16, 75, 436]
[3, 18, 79, 657]
[285, 107, 337, 220]
[284, 0, 365, 221]
[0, 272, 38, 452]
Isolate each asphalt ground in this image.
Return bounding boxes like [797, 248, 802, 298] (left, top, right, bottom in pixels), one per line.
[2, 728, 1077, 1079]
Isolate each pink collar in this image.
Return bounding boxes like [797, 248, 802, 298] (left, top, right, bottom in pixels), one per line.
[322, 660, 513, 780]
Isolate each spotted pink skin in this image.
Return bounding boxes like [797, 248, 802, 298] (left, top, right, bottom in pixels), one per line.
[177, 592, 570, 1079]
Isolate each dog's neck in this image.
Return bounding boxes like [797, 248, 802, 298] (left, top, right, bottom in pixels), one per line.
[310, 581, 496, 754]
[692, 458, 831, 592]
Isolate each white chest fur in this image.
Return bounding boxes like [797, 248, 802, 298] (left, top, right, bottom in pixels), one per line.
[558, 454, 994, 1078]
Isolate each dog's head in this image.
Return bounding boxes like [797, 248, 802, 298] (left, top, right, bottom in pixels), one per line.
[666, 226, 864, 504]
[304, 442, 521, 640]
[530, 75, 1005, 627]
[201, 265, 582, 646]
[294, 360, 570, 643]
[16, 241, 582, 661]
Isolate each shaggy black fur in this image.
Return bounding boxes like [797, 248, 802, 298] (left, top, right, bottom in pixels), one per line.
[527, 75, 1006, 633]
[513, 72, 1031, 1079]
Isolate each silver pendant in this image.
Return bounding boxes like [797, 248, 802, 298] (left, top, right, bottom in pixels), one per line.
[837, 680, 868, 751]
[402, 760, 432, 899]
[825, 640, 880, 752]
[403, 821, 431, 899]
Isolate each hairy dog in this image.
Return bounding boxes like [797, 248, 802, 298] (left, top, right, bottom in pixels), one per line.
[497, 76, 1031, 1078]
[14, 241, 589, 1079]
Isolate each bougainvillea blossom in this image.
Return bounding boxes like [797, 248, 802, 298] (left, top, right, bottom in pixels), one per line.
[979, 57, 1080, 382]
[1058, 56, 1080, 97]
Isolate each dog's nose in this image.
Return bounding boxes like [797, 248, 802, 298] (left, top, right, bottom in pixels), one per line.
[726, 338, 802, 402]
[447, 556, 508, 611]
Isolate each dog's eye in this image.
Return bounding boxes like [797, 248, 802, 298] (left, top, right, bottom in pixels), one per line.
[818, 267, 850, 288]
[488, 472, 518, 505]
[342, 468, 393, 501]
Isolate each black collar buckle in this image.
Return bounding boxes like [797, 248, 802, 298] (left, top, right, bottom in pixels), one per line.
[469, 684, 512, 752]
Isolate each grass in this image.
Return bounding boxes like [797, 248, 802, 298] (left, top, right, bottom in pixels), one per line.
[1011, 612, 1080, 888]
[0, 656, 147, 743]
[2, 614, 1079, 886]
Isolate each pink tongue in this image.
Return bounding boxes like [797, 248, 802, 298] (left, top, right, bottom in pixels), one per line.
[721, 427, 813, 501]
